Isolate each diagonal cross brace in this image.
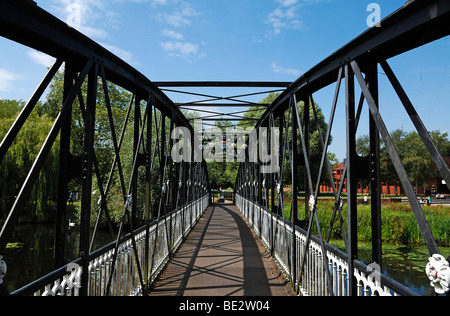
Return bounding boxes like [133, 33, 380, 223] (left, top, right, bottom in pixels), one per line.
[351, 60, 440, 257]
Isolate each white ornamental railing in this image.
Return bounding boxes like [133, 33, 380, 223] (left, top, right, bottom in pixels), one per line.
[11, 195, 209, 296]
[235, 194, 417, 296]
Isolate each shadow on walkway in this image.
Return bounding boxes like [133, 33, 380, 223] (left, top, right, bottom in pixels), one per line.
[149, 204, 293, 297]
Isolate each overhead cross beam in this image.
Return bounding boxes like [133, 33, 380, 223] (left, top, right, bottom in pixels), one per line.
[153, 81, 291, 88]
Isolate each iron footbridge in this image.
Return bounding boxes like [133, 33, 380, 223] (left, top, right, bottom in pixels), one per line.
[0, 0, 449, 296]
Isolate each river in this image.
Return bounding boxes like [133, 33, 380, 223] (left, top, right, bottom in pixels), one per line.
[2, 224, 449, 295]
[330, 240, 450, 295]
[3, 223, 114, 294]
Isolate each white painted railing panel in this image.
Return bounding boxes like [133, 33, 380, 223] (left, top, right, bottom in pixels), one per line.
[14, 195, 209, 296]
[236, 194, 412, 296]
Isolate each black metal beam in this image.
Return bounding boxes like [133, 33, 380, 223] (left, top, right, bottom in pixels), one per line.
[154, 81, 291, 88]
[345, 63, 358, 296]
[0, 60, 93, 254]
[177, 103, 270, 107]
[256, 0, 450, 127]
[0, 0, 192, 131]
[351, 60, 440, 257]
[193, 118, 257, 122]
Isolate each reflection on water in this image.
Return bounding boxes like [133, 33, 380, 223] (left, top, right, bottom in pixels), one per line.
[3, 224, 113, 294]
[358, 245, 430, 295]
[331, 240, 450, 295]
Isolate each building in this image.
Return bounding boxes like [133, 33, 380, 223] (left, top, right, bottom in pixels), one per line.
[319, 161, 450, 196]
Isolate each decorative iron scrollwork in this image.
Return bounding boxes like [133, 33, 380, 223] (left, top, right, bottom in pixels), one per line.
[426, 254, 450, 295]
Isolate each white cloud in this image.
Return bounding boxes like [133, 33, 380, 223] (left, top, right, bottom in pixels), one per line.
[267, 0, 324, 35]
[155, 1, 204, 60]
[160, 41, 204, 61]
[0, 69, 23, 92]
[77, 26, 109, 40]
[27, 51, 57, 68]
[162, 29, 184, 40]
[267, 5, 304, 35]
[49, 0, 112, 40]
[49, 0, 204, 62]
[46, 1, 139, 66]
[272, 63, 301, 77]
[276, 0, 299, 7]
[99, 42, 138, 66]
[157, 1, 201, 27]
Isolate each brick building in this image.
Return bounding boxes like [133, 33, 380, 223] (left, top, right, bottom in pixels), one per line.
[319, 161, 450, 196]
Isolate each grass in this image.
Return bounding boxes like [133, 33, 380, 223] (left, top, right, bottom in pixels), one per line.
[280, 199, 450, 247]
[5, 242, 24, 249]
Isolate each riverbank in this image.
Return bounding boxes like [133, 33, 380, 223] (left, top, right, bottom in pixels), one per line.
[282, 199, 450, 247]
[329, 239, 450, 295]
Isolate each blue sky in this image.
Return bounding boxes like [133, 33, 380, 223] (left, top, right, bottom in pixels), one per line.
[0, 0, 449, 160]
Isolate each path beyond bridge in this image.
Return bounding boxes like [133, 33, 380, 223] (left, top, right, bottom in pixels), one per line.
[150, 204, 293, 296]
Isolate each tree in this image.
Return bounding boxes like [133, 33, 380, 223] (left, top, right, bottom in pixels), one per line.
[356, 129, 450, 193]
[0, 99, 60, 223]
[205, 120, 238, 190]
[0, 69, 139, 225]
[238, 92, 335, 190]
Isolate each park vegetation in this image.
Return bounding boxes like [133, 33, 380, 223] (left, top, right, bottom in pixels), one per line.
[286, 199, 450, 247]
[1, 77, 450, 245]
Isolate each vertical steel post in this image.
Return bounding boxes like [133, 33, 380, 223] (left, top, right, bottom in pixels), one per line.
[54, 64, 75, 269]
[132, 97, 141, 227]
[303, 97, 310, 220]
[160, 115, 166, 204]
[258, 126, 263, 206]
[144, 94, 153, 294]
[345, 63, 358, 296]
[368, 63, 382, 269]
[270, 115, 276, 255]
[279, 113, 284, 217]
[79, 63, 98, 296]
[291, 97, 298, 287]
[167, 118, 175, 255]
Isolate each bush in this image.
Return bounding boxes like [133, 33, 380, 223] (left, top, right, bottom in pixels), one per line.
[290, 200, 450, 247]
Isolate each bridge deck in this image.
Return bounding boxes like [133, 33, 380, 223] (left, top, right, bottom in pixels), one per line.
[149, 204, 293, 297]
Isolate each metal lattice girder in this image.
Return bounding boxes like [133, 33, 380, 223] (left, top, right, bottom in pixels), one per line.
[0, 59, 94, 253]
[0, 0, 211, 297]
[154, 81, 291, 88]
[256, 0, 450, 127]
[0, 0, 449, 297]
[235, 0, 450, 296]
[0, 0, 191, 130]
[351, 60, 440, 256]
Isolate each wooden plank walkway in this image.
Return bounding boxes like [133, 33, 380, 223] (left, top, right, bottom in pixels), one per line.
[149, 204, 294, 297]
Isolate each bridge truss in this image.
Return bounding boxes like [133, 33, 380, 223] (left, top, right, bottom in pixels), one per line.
[236, 0, 450, 296]
[0, 0, 449, 296]
[0, 0, 211, 296]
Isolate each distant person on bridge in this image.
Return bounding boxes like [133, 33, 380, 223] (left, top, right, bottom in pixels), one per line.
[68, 192, 75, 206]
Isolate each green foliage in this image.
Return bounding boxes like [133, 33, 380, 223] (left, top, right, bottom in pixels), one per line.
[239, 93, 333, 190]
[0, 99, 60, 223]
[206, 119, 239, 190]
[357, 129, 450, 190]
[306, 200, 450, 247]
[0, 68, 135, 226]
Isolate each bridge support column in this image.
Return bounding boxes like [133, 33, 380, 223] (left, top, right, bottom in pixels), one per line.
[367, 63, 382, 270]
[144, 94, 154, 295]
[291, 96, 298, 287]
[345, 64, 358, 296]
[79, 63, 98, 296]
[54, 64, 76, 269]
